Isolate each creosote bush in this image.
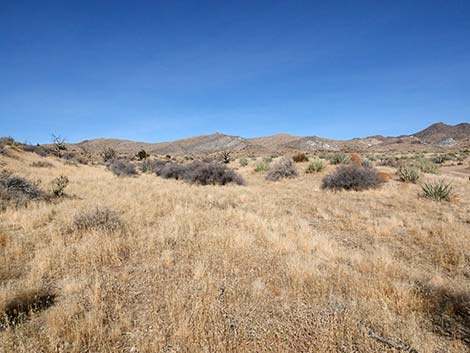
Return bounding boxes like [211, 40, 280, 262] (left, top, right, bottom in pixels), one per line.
[321, 165, 384, 191]
[398, 165, 421, 183]
[266, 158, 298, 181]
[101, 148, 117, 162]
[50, 175, 69, 197]
[107, 159, 138, 177]
[136, 149, 149, 161]
[305, 159, 326, 173]
[292, 152, 308, 163]
[71, 207, 125, 233]
[422, 180, 453, 201]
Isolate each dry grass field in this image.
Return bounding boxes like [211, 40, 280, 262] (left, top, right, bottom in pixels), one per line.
[1, 149, 470, 352]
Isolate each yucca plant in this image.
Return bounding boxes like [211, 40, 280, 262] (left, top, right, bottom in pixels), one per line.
[398, 165, 421, 183]
[421, 180, 452, 201]
[305, 159, 326, 173]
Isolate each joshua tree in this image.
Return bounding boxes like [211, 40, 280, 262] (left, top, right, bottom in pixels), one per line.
[220, 150, 232, 164]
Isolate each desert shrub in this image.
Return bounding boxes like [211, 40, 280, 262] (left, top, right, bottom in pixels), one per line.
[305, 159, 326, 173]
[321, 165, 384, 191]
[398, 165, 421, 183]
[71, 207, 124, 233]
[107, 159, 137, 177]
[431, 154, 449, 164]
[254, 161, 270, 172]
[0, 171, 46, 209]
[327, 152, 350, 165]
[183, 161, 245, 186]
[30, 161, 54, 168]
[101, 148, 117, 162]
[0, 137, 15, 149]
[239, 158, 249, 167]
[141, 159, 166, 173]
[414, 159, 439, 174]
[136, 149, 149, 160]
[350, 153, 362, 166]
[263, 156, 273, 164]
[266, 158, 298, 181]
[422, 180, 452, 201]
[50, 175, 69, 197]
[292, 152, 308, 163]
[378, 157, 399, 168]
[158, 162, 187, 180]
[21, 144, 54, 157]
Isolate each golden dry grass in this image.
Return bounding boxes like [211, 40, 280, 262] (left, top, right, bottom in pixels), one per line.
[1, 150, 470, 352]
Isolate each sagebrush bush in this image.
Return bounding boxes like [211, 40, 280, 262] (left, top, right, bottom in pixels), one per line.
[398, 165, 421, 183]
[321, 165, 384, 191]
[30, 161, 54, 168]
[107, 159, 137, 177]
[292, 152, 308, 163]
[154, 161, 244, 186]
[422, 180, 452, 201]
[72, 207, 125, 233]
[183, 161, 245, 186]
[158, 162, 187, 180]
[305, 159, 326, 173]
[327, 153, 350, 165]
[50, 175, 69, 197]
[266, 158, 298, 181]
[0, 171, 46, 209]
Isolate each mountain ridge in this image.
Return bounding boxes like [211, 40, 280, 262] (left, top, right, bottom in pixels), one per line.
[70, 122, 470, 155]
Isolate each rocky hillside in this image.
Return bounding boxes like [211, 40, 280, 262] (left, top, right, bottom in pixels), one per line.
[71, 122, 470, 156]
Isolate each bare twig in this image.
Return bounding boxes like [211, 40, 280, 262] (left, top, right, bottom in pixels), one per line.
[368, 329, 419, 353]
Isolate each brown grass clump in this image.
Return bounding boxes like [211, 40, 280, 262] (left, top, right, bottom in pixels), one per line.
[378, 171, 392, 182]
[71, 207, 125, 233]
[30, 161, 54, 168]
[350, 152, 362, 166]
[292, 152, 309, 163]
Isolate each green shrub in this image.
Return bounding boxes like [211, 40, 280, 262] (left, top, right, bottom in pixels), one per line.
[254, 161, 270, 172]
[422, 180, 452, 201]
[327, 153, 350, 165]
[305, 160, 326, 173]
[239, 158, 249, 167]
[136, 149, 149, 160]
[414, 159, 439, 174]
[398, 165, 421, 183]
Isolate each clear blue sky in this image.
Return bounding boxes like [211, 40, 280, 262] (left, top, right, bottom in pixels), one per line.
[1, 1, 469, 144]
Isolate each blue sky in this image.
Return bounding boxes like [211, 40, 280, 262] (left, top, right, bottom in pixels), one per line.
[1, 1, 469, 144]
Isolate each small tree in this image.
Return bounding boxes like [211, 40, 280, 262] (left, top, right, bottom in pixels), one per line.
[101, 148, 117, 162]
[51, 134, 67, 157]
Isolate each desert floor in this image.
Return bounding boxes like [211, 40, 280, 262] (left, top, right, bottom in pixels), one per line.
[1, 150, 469, 352]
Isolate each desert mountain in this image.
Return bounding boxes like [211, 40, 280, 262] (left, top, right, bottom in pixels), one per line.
[72, 122, 469, 156]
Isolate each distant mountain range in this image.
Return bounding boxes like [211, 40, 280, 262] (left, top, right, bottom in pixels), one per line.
[73, 122, 470, 156]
